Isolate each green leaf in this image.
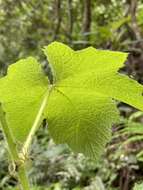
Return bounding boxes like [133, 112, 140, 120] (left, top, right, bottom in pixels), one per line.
[45, 42, 143, 111]
[0, 57, 48, 142]
[46, 89, 118, 158]
[44, 42, 143, 159]
[1, 42, 143, 160]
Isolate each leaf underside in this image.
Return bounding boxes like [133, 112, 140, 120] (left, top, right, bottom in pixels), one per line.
[0, 42, 143, 160]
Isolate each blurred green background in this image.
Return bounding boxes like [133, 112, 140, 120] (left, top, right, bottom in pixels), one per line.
[1, 0, 143, 189]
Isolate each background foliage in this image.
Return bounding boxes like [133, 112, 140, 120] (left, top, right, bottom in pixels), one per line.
[1, 0, 143, 189]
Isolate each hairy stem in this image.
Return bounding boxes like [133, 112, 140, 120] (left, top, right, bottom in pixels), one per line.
[22, 86, 52, 155]
[0, 103, 30, 190]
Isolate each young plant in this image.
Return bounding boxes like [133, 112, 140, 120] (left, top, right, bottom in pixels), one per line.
[0, 42, 143, 189]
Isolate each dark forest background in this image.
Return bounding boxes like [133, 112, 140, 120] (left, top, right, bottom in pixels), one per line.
[1, 0, 143, 190]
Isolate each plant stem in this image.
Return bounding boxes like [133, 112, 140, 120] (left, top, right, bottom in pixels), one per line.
[22, 86, 53, 155]
[18, 164, 30, 190]
[0, 103, 30, 190]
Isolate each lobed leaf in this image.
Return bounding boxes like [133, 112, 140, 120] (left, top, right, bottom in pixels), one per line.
[44, 42, 143, 158]
[0, 57, 48, 142]
[1, 42, 143, 160]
